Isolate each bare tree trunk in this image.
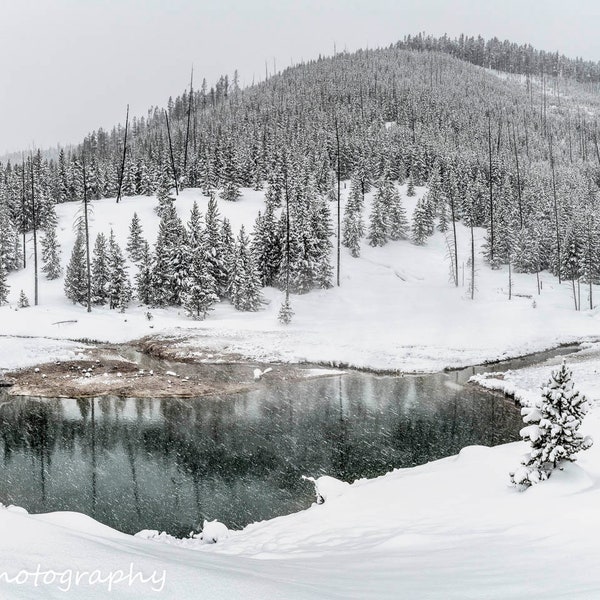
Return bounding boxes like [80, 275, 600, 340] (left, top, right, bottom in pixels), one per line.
[511, 120, 523, 229]
[82, 155, 91, 313]
[334, 116, 341, 287]
[549, 132, 561, 283]
[164, 109, 179, 196]
[183, 67, 194, 177]
[116, 104, 129, 203]
[21, 157, 26, 268]
[470, 223, 475, 300]
[487, 114, 494, 262]
[30, 159, 38, 306]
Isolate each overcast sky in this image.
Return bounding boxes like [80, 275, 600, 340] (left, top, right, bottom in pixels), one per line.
[1, 0, 600, 156]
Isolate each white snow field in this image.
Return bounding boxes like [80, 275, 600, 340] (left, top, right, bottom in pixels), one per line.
[1, 184, 600, 372]
[2, 187, 600, 598]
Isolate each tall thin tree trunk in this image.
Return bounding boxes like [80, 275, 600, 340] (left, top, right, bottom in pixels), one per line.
[116, 104, 129, 203]
[549, 133, 561, 283]
[82, 156, 92, 313]
[30, 159, 38, 306]
[164, 110, 179, 196]
[470, 223, 475, 300]
[21, 158, 26, 268]
[183, 67, 194, 177]
[511, 120, 523, 229]
[334, 116, 341, 287]
[487, 114, 494, 262]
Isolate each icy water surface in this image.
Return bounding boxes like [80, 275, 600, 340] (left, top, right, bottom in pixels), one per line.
[0, 348, 575, 536]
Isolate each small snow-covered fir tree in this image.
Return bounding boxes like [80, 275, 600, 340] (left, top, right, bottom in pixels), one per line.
[64, 227, 88, 305]
[91, 233, 109, 305]
[411, 198, 431, 245]
[278, 293, 294, 324]
[126, 212, 145, 262]
[510, 361, 593, 489]
[368, 184, 389, 247]
[106, 231, 132, 311]
[228, 225, 262, 311]
[135, 241, 153, 305]
[406, 170, 416, 196]
[41, 220, 62, 279]
[0, 261, 8, 305]
[342, 179, 365, 257]
[18, 290, 30, 308]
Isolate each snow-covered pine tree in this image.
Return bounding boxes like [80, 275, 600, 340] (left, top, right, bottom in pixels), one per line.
[204, 195, 228, 298]
[0, 260, 9, 305]
[18, 290, 29, 308]
[64, 227, 89, 305]
[406, 169, 416, 196]
[411, 198, 431, 245]
[106, 230, 132, 311]
[368, 180, 390, 247]
[182, 233, 218, 321]
[135, 241, 153, 305]
[151, 203, 188, 306]
[510, 361, 593, 489]
[126, 212, 145, 262]
[91, 233, 110, 304]
[342, 177, 365, 257]
[228, 225, 262, 311]
[278, 293, 294, 324]
[252, 204, 283, 286]
[41, 219, 62, 279]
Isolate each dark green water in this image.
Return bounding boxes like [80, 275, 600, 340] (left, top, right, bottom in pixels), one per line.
[0, 348, 574, 536]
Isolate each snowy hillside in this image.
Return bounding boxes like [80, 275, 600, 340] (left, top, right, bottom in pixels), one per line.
[2, 184, 600, 373]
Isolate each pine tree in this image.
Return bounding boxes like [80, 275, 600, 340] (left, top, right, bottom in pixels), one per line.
[368, 182, 389, 247]
[135, 241, 153, 305]
[342, 178, 365, 257]
[0, 260, 9, 305]
[411, 198, 430, 245]
[252, 204, 283, 286]
[151, 203, 188, 306]
[228, 225, 262, 311]
[278, 294, 294, 324]
[64, 227, 88, 305]
[204, 195, 228, 298]
[510, 361, 593, 489]
[126, 212, 145, 262]
[18, 290, 29, 308]
[41, 220, 62, 279]
[406, 170, 416, 196]
[106, 230, 132, 311]
[91, 233, 110, 304]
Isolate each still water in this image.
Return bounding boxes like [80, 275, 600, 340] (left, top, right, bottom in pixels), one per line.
[0, 350, 571, 536]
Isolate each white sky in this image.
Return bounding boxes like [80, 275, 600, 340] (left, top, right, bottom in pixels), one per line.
[1, 0, 600, 155]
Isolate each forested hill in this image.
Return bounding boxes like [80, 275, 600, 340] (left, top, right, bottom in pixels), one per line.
[2, 34, 600, 299]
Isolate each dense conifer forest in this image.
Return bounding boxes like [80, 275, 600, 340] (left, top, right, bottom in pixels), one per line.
[2, 33, 600, 314]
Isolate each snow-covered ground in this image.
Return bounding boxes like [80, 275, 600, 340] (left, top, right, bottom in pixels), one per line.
[3, 188, 600, 598]
[2, 185, 600, 373]
[2, 349, 600, 598]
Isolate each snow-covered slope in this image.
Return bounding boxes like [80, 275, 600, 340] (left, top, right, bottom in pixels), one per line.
[2, 185, 600, 373]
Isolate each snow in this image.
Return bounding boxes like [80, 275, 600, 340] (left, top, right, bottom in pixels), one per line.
[3, 188, 600, 598]
[3, 185, 600, 374]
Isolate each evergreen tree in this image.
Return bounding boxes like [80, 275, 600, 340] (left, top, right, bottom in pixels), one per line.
[41, 220, 62, 279]
[252, 204, 283, 286]
[64, 227, 88, 305]
[510, 361, 593, 488]
[18, 290, 29, 308]
[411, 198, 431, 245]
[91, 233, 110, 304]
[135, 241, 153, 305]
[278, 294, 294, 324]
[228, 225, 262, 311]
[342, 178, 365, 257]
[406, 170, 416, 196]
[0, 260, 9, 305]
[204, 195, 228, 298]
[106, 230, 132, 311]
[126, 212, 145, 262]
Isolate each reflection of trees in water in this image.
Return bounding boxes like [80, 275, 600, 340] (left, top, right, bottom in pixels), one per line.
[0, 376, 522, 533]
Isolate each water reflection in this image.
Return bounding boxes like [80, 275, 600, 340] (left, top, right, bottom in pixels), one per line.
[0, 372, 522, 535]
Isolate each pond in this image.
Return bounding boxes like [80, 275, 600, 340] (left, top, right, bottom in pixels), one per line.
[0, 346, 576, 536]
